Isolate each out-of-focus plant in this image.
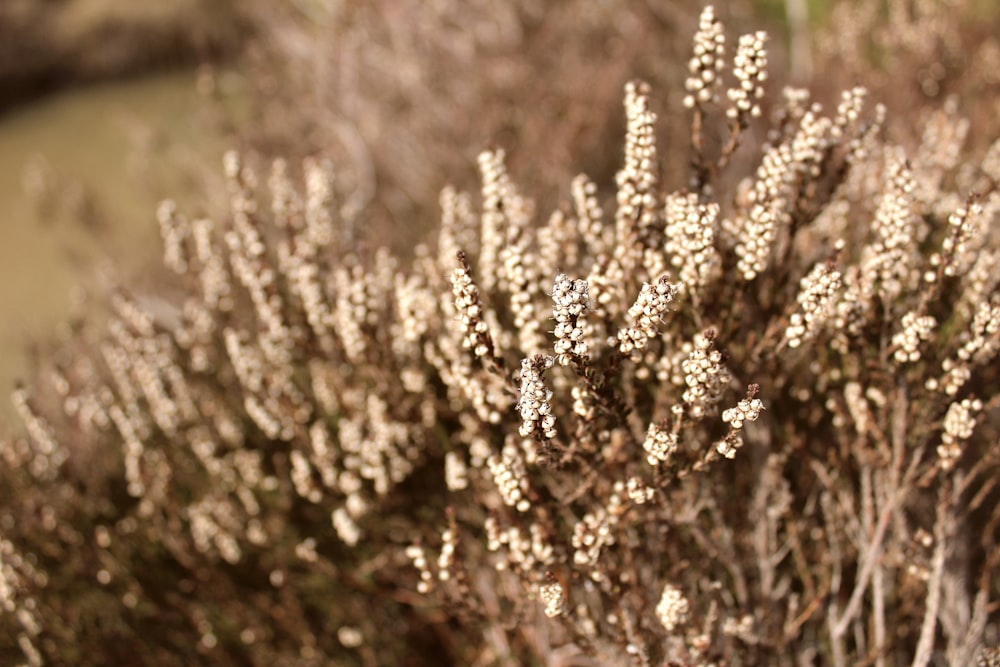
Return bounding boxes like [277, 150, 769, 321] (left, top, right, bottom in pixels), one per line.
[815, 0, 1000, 153]
[221, 0, 776, 256]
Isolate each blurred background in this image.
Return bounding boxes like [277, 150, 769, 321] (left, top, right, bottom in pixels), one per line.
[1, 0, 997, 421]
[0, 0, 250, 419]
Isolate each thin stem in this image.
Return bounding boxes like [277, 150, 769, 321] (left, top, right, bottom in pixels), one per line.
[911, 487, 949, 667]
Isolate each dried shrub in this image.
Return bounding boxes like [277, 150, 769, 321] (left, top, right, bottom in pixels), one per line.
[3, 4, 1000, 667]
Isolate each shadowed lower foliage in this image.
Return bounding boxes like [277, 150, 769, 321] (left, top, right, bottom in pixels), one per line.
[3, 4, 1000, 667]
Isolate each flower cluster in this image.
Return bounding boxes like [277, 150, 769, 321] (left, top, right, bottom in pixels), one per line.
[451, 251, 495, 359]
[656, 584, 690, 633]
[664, 192, 721, 299]
[727, 31, 768, 122]
[615, 80, 660, 265]
[642, 421, 678, 466]
[684, 5, 725, 109]
[937, 200, 984, 277]
[938, 397, 983, 471]
[617, 275, 678, 356]
[551, 273, 591, 365]
[405, 544, 435, 594]
[785, 261, 842, 348]
[722, 384, 765, 430]
[865, 149, 918, 301]
[933, 299, 1000, 395]
[539, 573, 567, 618]
[891, 311, 937, 364]
[516, 355, 557, 442]
[487, 439, 533, 512]
[571, 492, 623, 580]
[681, 329, 731, 419]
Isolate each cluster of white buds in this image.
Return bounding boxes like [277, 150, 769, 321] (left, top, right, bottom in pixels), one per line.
[451, 252, 494, 359]
[933, 299, 1000, 395]
[643, 421, 679, 466]
[2, 536, 42, 593]
[223, 152, 295, 367]
[866, 150, 917, 301]
[295, 537, 318, 563]
[842, 382, 873, 436]
[789, 108, 832, 179]
[956, 250, 1000, 323]
[938, 397, 982, 471]
[785, 261, 842, 348]
[1, 536, 44, 666]
[656, 583, 690, 633]
[487, 440, 532, 512]
[735, 199, 781, 282]
[616, 80, 660, 261]
[329, 265, 369, 366]
[684, 5, 726, 109]
[620, 80, 659, 196]
[681, 329, 732, 419]
[444, 451, 468, 491]
[11, 386, 65, 481]
[303, 157, 338, 247]
[156, 199, 189, 274]
[337, 626, 364, 650]
[539, 572, 567, 618]
[485, 517, 554, 573]
[331, 507, 361, 547]
[626, 476, 656, 504]
[517, 355, 557, 441]
[664, 193, 721, 298]
[722, 384, 764, 430]
[572, 174, 607, 256]
[933, 200, 984, 277]
[188, 496, 244, 564]
[405, 544, 435, 594]
[832, 86, 867, 140]
[437, 186, 477, 272]
[618, 276, 678, 356]
[536, 210, 575, 281]
[191, 217, 232, 312]
[722, 614, 757, 643]
[571, 384, 596, 421]
[891, 311, 937, 363]
[777, 87, 811, 127]
[268, 157, 298, 231]
[478, 149, 517, 293]
[715, 430, 745, 460]
[572, 503, 620, 579]
[392, 272, 435, 358]
[502, 238, 546, 356]
[727, 31, 768, 121]
[289, 450, 322, 503]
[552, 274, 591, 365]
[437, 523, 458, 582]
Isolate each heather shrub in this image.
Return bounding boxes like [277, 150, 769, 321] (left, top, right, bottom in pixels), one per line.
[4, 5, 1000, 667]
